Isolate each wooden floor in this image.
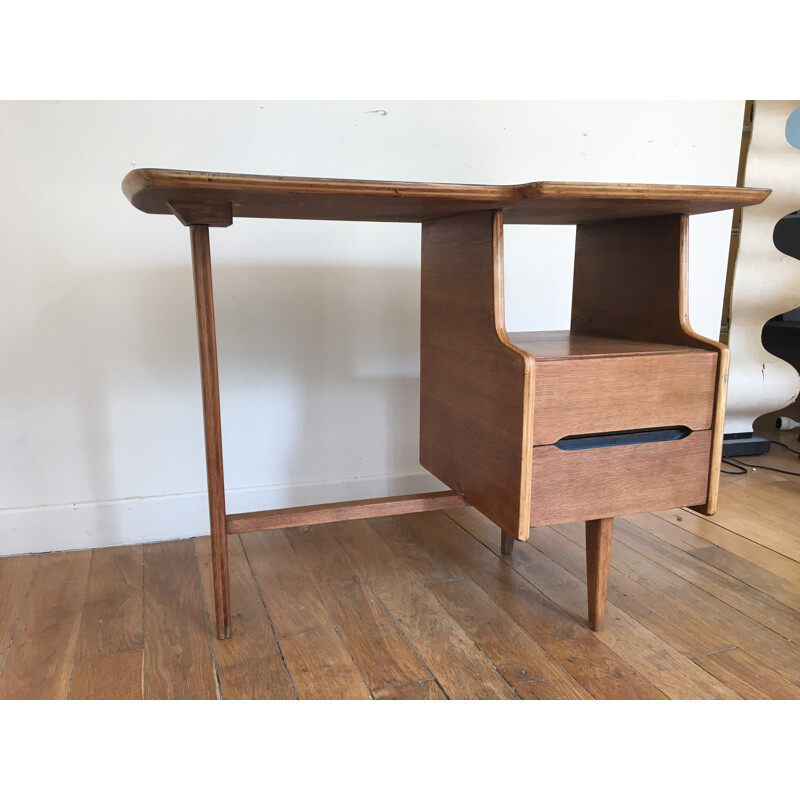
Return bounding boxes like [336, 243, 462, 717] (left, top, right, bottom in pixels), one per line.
[1, 432, 798, 700]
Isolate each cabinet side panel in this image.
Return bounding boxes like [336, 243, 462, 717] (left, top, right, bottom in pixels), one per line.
[420, 210, 534, 539]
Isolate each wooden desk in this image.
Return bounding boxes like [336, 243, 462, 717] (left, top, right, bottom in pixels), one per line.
[122, 169, 769, 639]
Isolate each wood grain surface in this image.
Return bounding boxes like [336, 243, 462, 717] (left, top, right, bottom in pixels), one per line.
[329, 518, 519, 699]
[189, 224, 231, 639]
[1, 439, 796, 700]
[123, 168, 769, 224]
[530, 350, 717, 445]
[240, 529, 371, 700]
[0, 551, 91, 699]
[585, 518, 613, 631]
[530, 431, 712, 525]
[227, 491, 465, 535]
[143, 539, 219, 700]
[420, 209, 534, 540]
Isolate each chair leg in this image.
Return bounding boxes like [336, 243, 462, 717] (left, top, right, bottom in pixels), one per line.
[585, 517, 613, 631]
[500, 529, 515, 554]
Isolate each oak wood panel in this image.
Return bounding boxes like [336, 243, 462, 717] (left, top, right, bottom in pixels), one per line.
[167, 199, 233, 227]
[655, 508, 800, 586]
[507, 331, 702, 359]
[328, 519, 519, 700]
[611, 517, 800, 644]
[123, 169, 769, 224]
[420, 210, 534, 540]
[75, 544, 143, 660]
[530, 431, 712, 526]
[195, 534, 281, 668]
[445, 507, 739, 699]
[69, 650, 143, 700]
[692, 647, 800, 700]
[0, 550, 91, 700]
[226, 491, 466, 535]
[0, 554, 39, 665]
[373, 680, 447, 700]
[369, 515, 592, 699]
[530, 351, 717, 445]
[676, 216, 730, 514]
[218, 656, 295, 700]
[553, 522, 800, 687]
[286, 524, 432, 692]
[414, 511, 665, 699]
[190, 224, 231, 640]
[571, 214, 728, 514]
[572, 215, 703, 344]
[240, 530, 371, 700]
[143, 539, 219, 700]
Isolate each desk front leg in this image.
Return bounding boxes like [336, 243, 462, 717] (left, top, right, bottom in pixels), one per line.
[189, 224, 231, 640]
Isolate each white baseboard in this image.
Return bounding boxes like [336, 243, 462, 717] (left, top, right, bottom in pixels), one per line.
[0, 471, 447, 557]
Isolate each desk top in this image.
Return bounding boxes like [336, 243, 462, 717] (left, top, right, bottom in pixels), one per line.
[122, 168, 770, 225]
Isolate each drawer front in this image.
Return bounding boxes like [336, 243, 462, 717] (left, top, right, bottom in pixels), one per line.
[530, 429, 712, 526]
[532, 351, 718, 445]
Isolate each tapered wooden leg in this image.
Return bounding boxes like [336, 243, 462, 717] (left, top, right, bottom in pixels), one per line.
[585, 517, 613, 631]
[190, 224, 231, 639]
[500, 529, 515, 554]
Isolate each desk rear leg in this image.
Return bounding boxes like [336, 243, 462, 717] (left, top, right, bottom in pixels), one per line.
[500, 530, 515, 554]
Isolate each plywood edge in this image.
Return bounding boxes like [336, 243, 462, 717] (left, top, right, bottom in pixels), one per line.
[492, 211, 535, 541]
[676, 215, 730, 515]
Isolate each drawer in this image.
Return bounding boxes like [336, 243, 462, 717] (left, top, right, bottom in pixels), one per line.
[532, 350, 718, 445]
[529, 428, 712, 526]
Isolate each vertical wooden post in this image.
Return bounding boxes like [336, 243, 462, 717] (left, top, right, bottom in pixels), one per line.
[585, 517, 613, 631]
[189, 224, 231, 639]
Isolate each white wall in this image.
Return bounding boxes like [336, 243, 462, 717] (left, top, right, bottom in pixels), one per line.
[0, 100, 744, 555]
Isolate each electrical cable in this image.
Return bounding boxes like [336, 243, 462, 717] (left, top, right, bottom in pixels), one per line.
[722, 455, 800, 477]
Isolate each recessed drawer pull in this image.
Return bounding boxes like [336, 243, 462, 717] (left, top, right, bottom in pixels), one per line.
[554, 426, 692, 451]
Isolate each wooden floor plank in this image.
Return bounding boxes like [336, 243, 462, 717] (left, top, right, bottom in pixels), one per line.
[286, 524, 432, 693]
[612, 517, 800, 643]
[657, 508, 800, 585]
[521, 520, 733, 659]
[369, 515, 592, 699]
[552, 521, 800, 688]
[0, 550, 91, 700]
[240, 530, 371, 700]
[712, 481, 800, 560]
[374, 679, 447, 700]
[219, 656, 296, 700]
[447, 508, 739, 700]
[625, 512, 800, 611]
[693, 647, 800, 700]
[143, 539, 219, 700]
[446, 509, 738, 700]
[329, 519, 519, 700]
[195, 534, 281, 669]
[421, 510, 666, 699]
[69, 650, 143, 700]
[76, 544, 142, 660]
[0, 554, 39, 666]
